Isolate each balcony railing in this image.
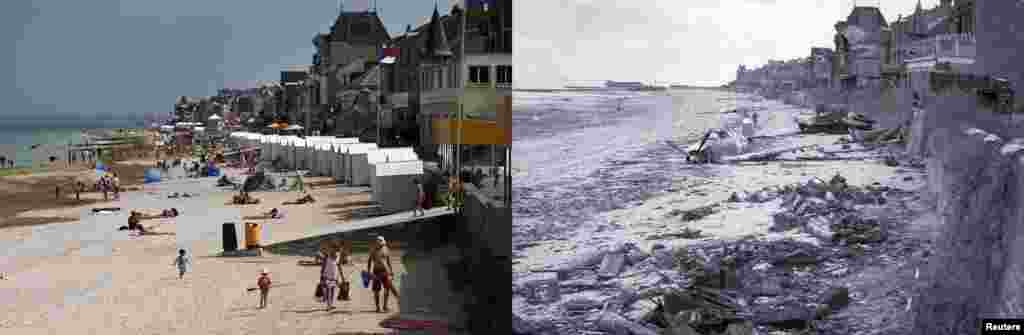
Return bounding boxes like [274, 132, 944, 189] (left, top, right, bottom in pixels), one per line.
[903, 33, 976, 62]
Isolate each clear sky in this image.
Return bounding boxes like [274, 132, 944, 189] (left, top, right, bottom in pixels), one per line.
[2, 0, 459, 128]
[515, 0, 944, 89]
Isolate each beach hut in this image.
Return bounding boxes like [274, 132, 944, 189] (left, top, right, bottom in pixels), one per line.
[258, 135, 268, 162]
[323, 143, 335, 177]
[277, 136, 290, 169]
[271, 135, 282, 165]
[311, 143, 322, 176]
[372, 160, 425, 213]
[300, 138, 311, 171]
[344, 143, 378, 186]
[315, 141, 330, 176]
[293, 137, 305, 171]
[287, 136, 300, 171]
[332, 143, 354, 183]
[325, 138, 357, 179]
[367, 147, 419, 188]
[318, 138, 333, 176]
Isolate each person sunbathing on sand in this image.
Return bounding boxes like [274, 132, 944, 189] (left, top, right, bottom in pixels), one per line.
[282, 193, 315, 205]
[161, 208, 179, 217]
[118, 212, 146, 233]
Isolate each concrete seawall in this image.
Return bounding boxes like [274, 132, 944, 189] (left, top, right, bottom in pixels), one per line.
[397, 186, 510, 334]
[910, 125, 1024, 334]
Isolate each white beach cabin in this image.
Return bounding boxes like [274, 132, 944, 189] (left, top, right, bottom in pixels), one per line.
[343, 143, 378, 186]
[368, 148, 423, 213]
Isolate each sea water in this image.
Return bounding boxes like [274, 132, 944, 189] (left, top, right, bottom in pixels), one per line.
[511, 88, 787, 251]
[0, 127, 86, 168]
[0, 127, 143, 169]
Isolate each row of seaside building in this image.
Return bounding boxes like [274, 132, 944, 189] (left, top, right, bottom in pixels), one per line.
[732, 0, 1023, 150]
[172, 1, 511, 166]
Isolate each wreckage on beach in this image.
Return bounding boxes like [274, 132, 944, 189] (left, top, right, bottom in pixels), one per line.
[683, 109, 760, 164]
[684, 128, 749, 164]
[796, 111, 875, 134]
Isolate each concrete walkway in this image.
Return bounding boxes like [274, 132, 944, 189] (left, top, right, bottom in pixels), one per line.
[265, 207, 455, 247]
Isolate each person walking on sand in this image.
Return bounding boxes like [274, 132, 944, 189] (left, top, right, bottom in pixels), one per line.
[412, 178, 426, 217]
[257, 269, 272, 308]
[173, 249, 191, 279]
[446, 175, 461, 211]
[112, 172, 121, 201]
[368, 236, 399, 313]
[99, 175, 109, 201]
[318, 244, 341, 310]
[75, 181, 84, 201]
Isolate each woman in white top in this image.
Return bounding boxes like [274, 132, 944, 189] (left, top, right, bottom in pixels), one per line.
[316, 240, 348, 310]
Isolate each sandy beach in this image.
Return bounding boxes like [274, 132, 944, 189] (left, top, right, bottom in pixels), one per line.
[0, 163, 418, 334]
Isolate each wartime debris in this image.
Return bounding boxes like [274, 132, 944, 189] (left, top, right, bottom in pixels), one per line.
[797, 111, 875, 134]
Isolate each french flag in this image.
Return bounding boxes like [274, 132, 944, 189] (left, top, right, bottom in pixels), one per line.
[466, 0, 495, 16]
[379, 44, 399, 64]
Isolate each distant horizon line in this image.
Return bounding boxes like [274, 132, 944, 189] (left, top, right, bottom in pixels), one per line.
[0, 121, 144, 130]
[515, 83, 727, 91]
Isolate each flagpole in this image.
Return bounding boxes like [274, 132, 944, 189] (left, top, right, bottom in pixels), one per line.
[458, 0, 466, 183]
[374, 42, 378, 147]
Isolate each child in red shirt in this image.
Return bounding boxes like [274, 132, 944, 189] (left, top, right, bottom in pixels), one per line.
[257, 269, 272, 309]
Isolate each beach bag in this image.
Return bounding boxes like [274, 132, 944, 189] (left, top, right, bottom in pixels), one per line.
[338, 280, 350, 301]
[361, 271, 371, 288]
[314, 282, 325, 299]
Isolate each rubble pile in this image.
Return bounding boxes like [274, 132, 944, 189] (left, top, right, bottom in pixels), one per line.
[667, 204, 721, 222]
[513, 175, 922, 335]
[622, 237, 868, 334]
[732, 174, 897, 247]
